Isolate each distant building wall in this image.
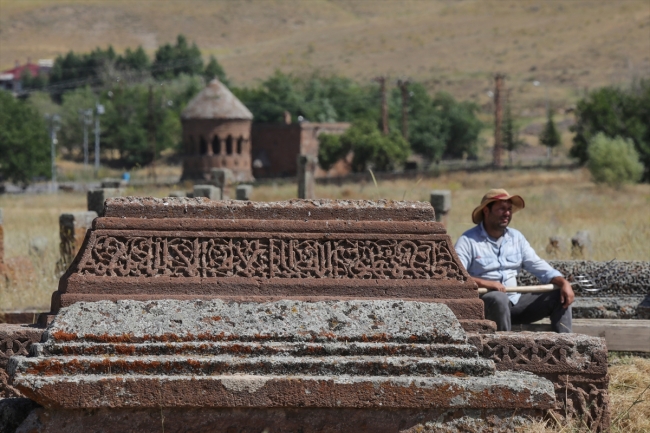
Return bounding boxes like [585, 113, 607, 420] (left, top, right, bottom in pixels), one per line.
[251, 122, 351, 179]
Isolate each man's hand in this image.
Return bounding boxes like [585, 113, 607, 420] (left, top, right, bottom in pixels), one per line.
[471, 277, 506, 293]
[551, 276, 575, 308]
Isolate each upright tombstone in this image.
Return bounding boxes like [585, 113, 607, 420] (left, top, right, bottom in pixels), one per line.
[297, 154, 317, 199]
[193, 184, 222, 201]
[0, 208, 4, 266]
[211, 167, 233, 199]
[56, 211, 98, 273]
[0, 208, 6, 278]
[12, 198, 560, 432]
[430, 190, 452, 224]
[87, 188, 122, 217]
[235, 184, 253, 200]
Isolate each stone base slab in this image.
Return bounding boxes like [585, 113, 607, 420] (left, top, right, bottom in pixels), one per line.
[17, 407, 546, 433]
[11, 372, 553, 411]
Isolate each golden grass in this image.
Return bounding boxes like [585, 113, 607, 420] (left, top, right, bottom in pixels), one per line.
[527, 355, 650, 433]
[1, 0, 648, 110]
[1, 168, 648, 310]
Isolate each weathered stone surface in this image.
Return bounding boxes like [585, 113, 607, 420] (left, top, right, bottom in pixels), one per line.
[0, 325, 43, 369]
[10, 300, 555, 416]
[637, 294, 650, 319]
[470, 332, 610, 432]
[0, 324, 43, 398]
[43, 300, 468, 344]
[103, 197, 436, 221]
[16, 407, 544, 433]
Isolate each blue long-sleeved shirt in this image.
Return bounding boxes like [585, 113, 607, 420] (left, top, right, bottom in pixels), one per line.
[454, 223, 562, 305]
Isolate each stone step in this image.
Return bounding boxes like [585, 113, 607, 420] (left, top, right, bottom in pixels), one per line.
[36, 341, 480, 358]
[45, 299, 469, 345]
[512, 318, 650, 352]
[13, 354, 495, 377]
[9, 372, 554, 410]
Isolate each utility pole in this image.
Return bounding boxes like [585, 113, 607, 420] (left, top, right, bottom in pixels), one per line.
[47, 114, 61, 193]
[80, 109, 92, 168]
[148, 84, 157, 184]
[374, 76, 389, 135]
[398, 79, 410, 141]
[94, 102, 104, 175]
[493, 73, 505, 168]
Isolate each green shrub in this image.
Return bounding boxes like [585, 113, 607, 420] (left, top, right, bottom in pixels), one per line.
[587, 133, 643, 188]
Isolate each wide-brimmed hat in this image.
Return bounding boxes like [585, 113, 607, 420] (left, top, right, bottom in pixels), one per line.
[471, 188, 525, 224]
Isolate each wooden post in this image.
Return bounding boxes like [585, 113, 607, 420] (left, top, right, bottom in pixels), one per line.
[374, 76, 389, 135]
[493, 74, 505, 168]
[398, 79, 409, 141]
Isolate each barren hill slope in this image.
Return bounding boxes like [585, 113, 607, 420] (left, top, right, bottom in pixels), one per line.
[1, 0, 648, 109]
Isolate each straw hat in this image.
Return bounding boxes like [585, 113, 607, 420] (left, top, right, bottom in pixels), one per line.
[471, 188, 525, 224]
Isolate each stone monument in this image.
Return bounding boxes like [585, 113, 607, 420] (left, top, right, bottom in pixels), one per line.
[5, 198, 610, 431]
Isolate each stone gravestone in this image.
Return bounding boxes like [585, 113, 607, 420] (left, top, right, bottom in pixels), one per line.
[0, 208, 7, 278]
[87, 188, 122, 217]
[193, 184, 221, 201]
[0, 208, 4, 266]
[236, 184, 253, 200]
[55, 211, 98, 274]
[8, 198, 609, 431]
[297, 155, 317, 199]
[430, 190, 451, 224]
[211, 168, 233, 199]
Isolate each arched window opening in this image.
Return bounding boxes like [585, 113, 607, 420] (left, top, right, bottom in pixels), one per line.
[199, 136, 208, 155]
[226, 135, 233, 155]
[212, 135, 221, 155]
[236, 136, 244, 154]
[188, 135, 196, 154]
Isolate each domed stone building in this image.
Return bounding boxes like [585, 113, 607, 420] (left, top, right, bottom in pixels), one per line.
[181, 79, 253, 181]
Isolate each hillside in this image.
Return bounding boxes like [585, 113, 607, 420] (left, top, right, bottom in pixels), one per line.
[1, 0, 649, 112]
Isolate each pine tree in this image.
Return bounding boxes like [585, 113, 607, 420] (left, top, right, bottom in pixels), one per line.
[503, 96, 523, 165]
[539, 109, 561, 159]
[203, 56, 229, 86]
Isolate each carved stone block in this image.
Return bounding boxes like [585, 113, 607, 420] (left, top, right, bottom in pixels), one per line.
[0, 324, 43, 398]
[52, 198, 482, 321]
[470, 332, 610, 432]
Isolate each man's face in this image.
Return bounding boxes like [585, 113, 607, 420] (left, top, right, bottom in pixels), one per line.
[483, 200, 513, 230]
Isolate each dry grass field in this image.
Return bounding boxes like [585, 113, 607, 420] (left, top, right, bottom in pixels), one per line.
[2, 168, 649, 309]
[1, 0, 649, 111]
[0, 168, 649, 430]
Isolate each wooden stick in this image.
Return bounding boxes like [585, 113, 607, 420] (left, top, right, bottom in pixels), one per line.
[477, 284, 556, 294]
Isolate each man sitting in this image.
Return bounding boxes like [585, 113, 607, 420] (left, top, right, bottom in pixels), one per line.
[454, 189, 574, 333]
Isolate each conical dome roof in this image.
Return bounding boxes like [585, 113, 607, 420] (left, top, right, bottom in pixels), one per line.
[181, 79, 253, 120]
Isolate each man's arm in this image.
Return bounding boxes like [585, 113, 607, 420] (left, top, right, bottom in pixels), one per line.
[471, 276, 506, 292]
[519, 234, 574, 307]
[550, 275, 574, 309]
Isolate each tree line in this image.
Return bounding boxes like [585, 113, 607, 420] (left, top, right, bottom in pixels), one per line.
[2, 34, 649, 186]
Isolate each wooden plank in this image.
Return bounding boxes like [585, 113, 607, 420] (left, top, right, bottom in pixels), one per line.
[512, 319, 650, 352]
